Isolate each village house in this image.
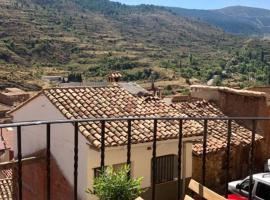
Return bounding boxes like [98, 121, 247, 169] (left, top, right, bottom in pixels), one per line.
[190, 85, 270, 159]
[0, 127, 14, 199]
[6, 84, 266, 199]
[10, 85, 204, 200]
[171, 100, 263, 192]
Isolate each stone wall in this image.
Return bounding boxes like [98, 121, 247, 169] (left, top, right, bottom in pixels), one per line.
[192, 143, 264, 194]
[20, 152, 74, 200]
[0, 93, 30, 106]
[190, 85, 220, 103]
[190, 85, 270, 160]
[247, 86, 270, 95]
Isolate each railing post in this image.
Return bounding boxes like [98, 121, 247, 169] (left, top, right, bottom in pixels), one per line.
[46, 124, 51, 200]
[127, 119, 132, 178]
[17, 126, 22, 200]
[202, 119, 208, 186]
[177, 120, 183, 200]
[74, 122, 79, 200]
[152, 119, 158, 200]
[100, 121, 105, 169]
[225, 120, 232, 198]
[248, 120, 256, 200]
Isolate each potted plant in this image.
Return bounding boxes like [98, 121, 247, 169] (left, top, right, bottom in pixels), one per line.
[87, 165, 144, 200]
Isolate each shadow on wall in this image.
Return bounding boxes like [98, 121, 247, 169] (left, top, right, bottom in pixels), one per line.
[19, 150, 75, 200]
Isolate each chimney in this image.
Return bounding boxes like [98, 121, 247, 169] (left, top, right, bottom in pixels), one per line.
[107, 72, 122, 83]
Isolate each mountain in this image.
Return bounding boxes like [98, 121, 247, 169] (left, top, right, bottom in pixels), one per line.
[0, 0, 235, 69]
[168, 6, 270, 36]
[0, 0, 269, 90]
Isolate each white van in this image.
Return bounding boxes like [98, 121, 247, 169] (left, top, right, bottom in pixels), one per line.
[228, 173, 270, 200]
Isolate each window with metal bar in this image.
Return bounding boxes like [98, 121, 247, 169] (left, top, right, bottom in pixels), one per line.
[94, 162, 132, 178]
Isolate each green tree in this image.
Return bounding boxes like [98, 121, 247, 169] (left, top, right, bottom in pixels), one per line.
[189, 53, 193, 65]
[87, 165, 144, 200]
[261, 50, 265, 62]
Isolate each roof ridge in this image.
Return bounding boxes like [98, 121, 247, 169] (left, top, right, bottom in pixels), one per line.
[42, 84, 119, 91]
[7, 91, 43, 114]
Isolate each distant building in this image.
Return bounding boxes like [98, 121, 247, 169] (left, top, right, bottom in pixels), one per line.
[107, 72, 122, 82]
[0, 88, 30, 106]
[118, 82, 150, 96]
[42, 76, 64, 83]
[59, 81, 108, 88]
[0, 104, 11, 124]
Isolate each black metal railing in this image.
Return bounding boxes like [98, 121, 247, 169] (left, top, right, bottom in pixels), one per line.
[0, 116, 268, 200]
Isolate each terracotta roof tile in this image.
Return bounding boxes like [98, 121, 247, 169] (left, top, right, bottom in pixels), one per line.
[172, 100, 263, 155]
[0, 178, 12, 200]
[0, 169, 13, 200]
[43, 86, 203, 148]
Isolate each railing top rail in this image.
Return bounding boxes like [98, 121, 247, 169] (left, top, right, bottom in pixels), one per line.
[0, 116, 269, 128]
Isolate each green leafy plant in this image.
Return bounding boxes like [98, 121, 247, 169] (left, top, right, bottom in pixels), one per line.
[87, 165, 144, 200]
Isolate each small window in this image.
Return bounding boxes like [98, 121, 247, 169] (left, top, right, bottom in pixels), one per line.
[256, 182, 270, 200]
[93, 163, 129, 178]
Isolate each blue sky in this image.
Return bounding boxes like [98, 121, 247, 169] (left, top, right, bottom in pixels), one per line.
[112, 0, 270, 10]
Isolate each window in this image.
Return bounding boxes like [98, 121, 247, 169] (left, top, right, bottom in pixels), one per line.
[93, 163, 128, 178]
[255, 182, 270, 200]
[152, 154, 177, 184]
[240, 179, 254, 192]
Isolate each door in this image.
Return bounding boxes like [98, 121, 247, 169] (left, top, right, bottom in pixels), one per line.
[152, 154, 177, 184]
[238, 179, 255, 198]
[254, 182, 270, 200]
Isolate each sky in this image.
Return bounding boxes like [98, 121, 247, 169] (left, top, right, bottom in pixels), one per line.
[112, 0, 270, 10]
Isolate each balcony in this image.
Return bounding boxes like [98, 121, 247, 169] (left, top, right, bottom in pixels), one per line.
[0, 116, 268, 200]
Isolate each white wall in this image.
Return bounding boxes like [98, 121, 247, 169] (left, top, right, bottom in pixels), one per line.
[190, 85, 220, 102]
[12, 95, 89, 199]
[87, 140, 193, 199]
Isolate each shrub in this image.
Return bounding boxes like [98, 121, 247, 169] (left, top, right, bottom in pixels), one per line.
[87, 165, 144, 200]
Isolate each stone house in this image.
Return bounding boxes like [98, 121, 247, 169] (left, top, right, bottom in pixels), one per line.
[10, 86, 204, 200]
[190, 85, 270, 161]
[172, 100, 263, 192]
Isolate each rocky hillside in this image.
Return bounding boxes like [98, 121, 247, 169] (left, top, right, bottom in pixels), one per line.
[169, 6, 270, 36]
[0, 0, 269, 90]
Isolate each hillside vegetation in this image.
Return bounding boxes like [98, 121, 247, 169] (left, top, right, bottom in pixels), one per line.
[0, 0, 270, 91]
[169, 6, 270, 36]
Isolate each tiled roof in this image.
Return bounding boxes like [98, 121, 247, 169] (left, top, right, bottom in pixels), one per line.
[172, 101, 263, 155]
[43, 86, 203, 148]
[0, 169, 13, 200]
[0, 178, 12, 200]
[0, 170, 12, 179]
[108, 72, 122, 78]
